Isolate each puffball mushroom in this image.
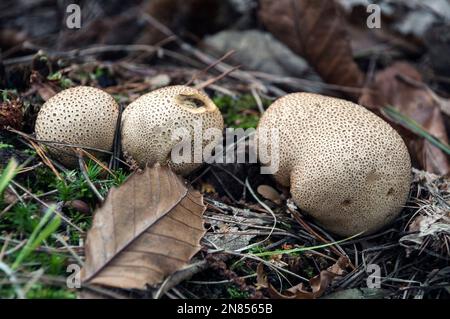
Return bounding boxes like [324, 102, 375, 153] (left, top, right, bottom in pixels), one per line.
[35, 86, 119, 167]
[256, 93, 411, 236]
[121, 85, 224, 175]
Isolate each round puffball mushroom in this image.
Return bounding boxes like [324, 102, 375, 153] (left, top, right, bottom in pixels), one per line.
[35, 86, 119, 167]
[256, 93, 411, 236]
[121, 85, 224, 175]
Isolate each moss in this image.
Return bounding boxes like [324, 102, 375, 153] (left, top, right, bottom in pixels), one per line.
[0, 202, 40, 234]
[213, 94, 270, 129]
[0, 156, 131, 299]
[26, 285, 77, 299]
[47, 71, 73, 89]
[226, 285, 250, 299]
[0, 143, 13, 150]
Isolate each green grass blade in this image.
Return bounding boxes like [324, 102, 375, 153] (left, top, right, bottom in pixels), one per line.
[252, 233, 361, 257]
[382, 106, 450, 155]
[0, 159, 18, 196]
[12, 206, 61, 270]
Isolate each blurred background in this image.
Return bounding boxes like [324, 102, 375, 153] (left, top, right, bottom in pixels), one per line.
[1, 0, 450, 300]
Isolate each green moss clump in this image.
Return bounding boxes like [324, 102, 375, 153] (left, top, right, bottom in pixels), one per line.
[213, 94, 270, 129]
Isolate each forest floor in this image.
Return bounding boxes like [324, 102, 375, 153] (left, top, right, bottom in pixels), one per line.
[1, 0, 450, 299]
[0, 49, 449, 299]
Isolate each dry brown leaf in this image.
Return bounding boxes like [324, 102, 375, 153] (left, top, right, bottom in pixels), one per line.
[259, 0, 364, 100]
[64, 200, 91, 215]
[30, 71, 57, 101]
[257, 185, 282, 205]
[257, 257, 349, 299]
[81, 165, 206, 289]
[359, 62, 450, 175]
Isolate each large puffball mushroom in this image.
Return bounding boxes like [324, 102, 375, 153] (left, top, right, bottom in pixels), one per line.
[121, 85, 224, 175]
[256, 93, 411, 236]
[35, 86, 119, 167]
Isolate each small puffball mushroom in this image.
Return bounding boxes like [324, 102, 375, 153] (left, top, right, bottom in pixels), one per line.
[256, 93, 411, 236]
[121, 85, 224, 175]
[35, 86, 119, 167]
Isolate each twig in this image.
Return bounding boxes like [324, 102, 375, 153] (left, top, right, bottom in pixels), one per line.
[7, 128, 131, 168]
[153, 261, 208, 299]
[77, 151, 104, 202]
[28, 139, 63, 181]
[4, 43, 201, 69]
[188, 274, 257, 285]
[195, 65, 241, 90]
[210, 169, 237, 203]
[223, 249, 308, 282]
[10, 181, 84, 233]
[235, 178, 277, 253]
[289, 207, 354, 269]
[0, 261, 25, 299]
[251, 87, 265, 114]
[185, 50, 236, 86]
[0, 235, 11, 262]
[53, 234, 84, 266]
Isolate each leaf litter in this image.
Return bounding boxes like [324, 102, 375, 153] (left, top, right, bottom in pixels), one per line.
[1, 0, 450, 300]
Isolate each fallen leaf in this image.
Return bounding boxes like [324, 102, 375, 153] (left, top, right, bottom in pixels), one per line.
[257, 256, 349, 299]
[30, 71, 57, 101]
[81, 165, 206, 289]
[259, 0, 364, 99]
[257, 185, 282, 205]
[359, 62, 450, 175]
[64, 200, 91, 215]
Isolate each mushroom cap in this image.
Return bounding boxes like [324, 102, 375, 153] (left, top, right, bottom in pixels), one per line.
[121, 85, 224, 175]
[256, 93, 411, 236]
[35, 86, 119, 167]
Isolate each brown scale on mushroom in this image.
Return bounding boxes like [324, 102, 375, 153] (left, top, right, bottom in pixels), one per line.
[35, 86, 119, 167]
[256, 93, 411, 236]
[121, 85, 224, 175]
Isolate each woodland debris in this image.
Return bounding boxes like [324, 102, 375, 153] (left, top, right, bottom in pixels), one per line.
[82, 165, 207, 290]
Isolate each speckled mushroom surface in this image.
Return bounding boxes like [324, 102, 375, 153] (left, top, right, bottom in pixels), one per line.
[121, 85, 224, 175]
[35, 86, 119, 167]
[256, 93, 411, 236]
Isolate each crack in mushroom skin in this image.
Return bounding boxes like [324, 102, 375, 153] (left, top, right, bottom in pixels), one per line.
[256, 93, 412, 236]
[35, 86, 119, 167]
[120, 85, 224, 175]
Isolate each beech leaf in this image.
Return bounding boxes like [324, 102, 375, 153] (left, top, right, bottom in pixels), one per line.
[259, 0, 364, 99]
[359, 62, 450, 175]
[81, 165, 206, 289]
